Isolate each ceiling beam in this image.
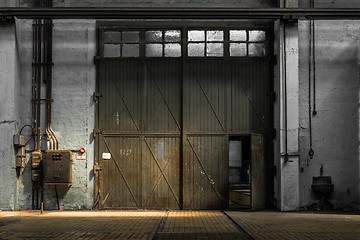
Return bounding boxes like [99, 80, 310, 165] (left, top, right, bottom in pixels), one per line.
[1, 8, 360, 20]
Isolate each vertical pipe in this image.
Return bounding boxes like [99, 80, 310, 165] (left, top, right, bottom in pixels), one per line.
[308, 0, 315, 160]
[45, 0, 53, 150]
[283, 21, 289, 163]
[31, 17, 36, 142]
[312, 18, 317, 116]
[36, 17, 41, 150]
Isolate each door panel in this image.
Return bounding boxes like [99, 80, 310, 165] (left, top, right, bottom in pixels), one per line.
[99, 60, 142, 133]
[99, 136, 141, 209]
[184, 59, 227, 133]
[142, 137, 181, 209]
[251, 134, 266, 210]
[144, 60, 181, 133]
[183, 59, 228, 209]
[183, 136, 228, 209]
[230, 59, 270, 133]
[98, 58, 182, 209]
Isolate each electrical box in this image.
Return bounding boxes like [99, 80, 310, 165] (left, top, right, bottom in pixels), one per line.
[31, 150, 42, 181]
[43, 150, 72, 185]
[13, 134, 25, 147]
[14, 134, 26, 168]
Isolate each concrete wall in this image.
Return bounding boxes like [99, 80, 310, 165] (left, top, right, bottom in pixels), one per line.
[298, 20, 360, 210]
[0, 22, 20, 210]
[14, 19, 96, 210]
[1, 0, 20, 7]
[294, 0, 360, 210]
[49, 19, 96, 209]
[300, 0, 360, 8]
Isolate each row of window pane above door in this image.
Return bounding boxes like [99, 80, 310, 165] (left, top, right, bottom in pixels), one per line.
[102, 29, 268, 58]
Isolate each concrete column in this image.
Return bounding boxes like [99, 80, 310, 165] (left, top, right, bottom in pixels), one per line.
[278, 0, 300, 211]
[359, 38, 360, 210]
[0, 22, 19, 210]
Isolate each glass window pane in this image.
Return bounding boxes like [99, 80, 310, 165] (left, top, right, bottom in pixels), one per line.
[188, 30, 205, 42]
[249, 30, 266, 42]
[230, 43, 247, 57]
[188, 43, 205, 57]
[104, 31, 121, 43]
[122, 44, 139, 57]
[122, 31, 139, 43]
[206, 30, 223, 42]
[164, 43, 181, 57]
[104, 44, 120, 57]
[206, 43, 223, 57]
[249, 43, 266, 57]
[146, 31, 162, 43]
[230, 30, 246, 41]
[146, 44, 163, 57]
[165, 30, 181, 42]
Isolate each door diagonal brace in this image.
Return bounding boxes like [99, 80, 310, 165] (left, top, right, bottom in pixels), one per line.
[187, 138, 224, 203]
[144, 138, 181, 207]
[102, 135, 140, 208]
[110, 77, 141, 132]
[186, 63, 226, 132]
[146, 63, 181, 131]
[144, 150, 175, 207]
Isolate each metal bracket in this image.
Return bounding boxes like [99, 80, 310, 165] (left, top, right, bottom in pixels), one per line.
[271, 128, 277, 139]
[271, 54, 278, 65]
[93, 55, 100, 64]
[93, 92, 102, 103]
[93, 163, 102, 172]
[268, 91, 276, 102]
[93, 128, 102, 137]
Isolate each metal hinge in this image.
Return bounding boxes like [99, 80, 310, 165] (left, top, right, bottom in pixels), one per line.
[93, 92, 102, 103]
[93, 163, 102, 172]
[93, 128, 102, 137]
[93, 55, 100, 64]
[268, 91, 276, 102]
[272, 165, 277, 176]
[272, 128, 277, 139]
[272, 54, 278, 65]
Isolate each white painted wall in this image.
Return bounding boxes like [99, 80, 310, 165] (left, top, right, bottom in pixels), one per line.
[298, 20, 360, 210]
[278, 20, 300, 211]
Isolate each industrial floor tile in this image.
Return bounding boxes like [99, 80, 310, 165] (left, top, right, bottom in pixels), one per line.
[0, 210, 360, 239]
[225, 210, 360, 240]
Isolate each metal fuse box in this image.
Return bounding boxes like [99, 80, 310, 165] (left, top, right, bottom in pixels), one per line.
[31, 150, 43, 181]
[43, 150, 72, 185]
[13, 134, 25, 147]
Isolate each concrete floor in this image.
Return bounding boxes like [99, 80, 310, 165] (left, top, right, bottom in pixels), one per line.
[0, 210, 359, 239]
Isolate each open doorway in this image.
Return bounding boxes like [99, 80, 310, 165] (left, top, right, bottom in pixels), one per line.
[228, 136, 251, 209]
[228, 134, 266, 209]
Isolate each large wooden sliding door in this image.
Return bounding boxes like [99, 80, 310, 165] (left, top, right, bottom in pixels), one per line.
[95, 23, 273, 209]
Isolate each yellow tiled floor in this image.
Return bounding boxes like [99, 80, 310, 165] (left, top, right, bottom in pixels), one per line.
[0, 210, 359, 239]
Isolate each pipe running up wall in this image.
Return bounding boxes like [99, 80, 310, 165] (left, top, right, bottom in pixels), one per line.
[31, 0, 57, 210]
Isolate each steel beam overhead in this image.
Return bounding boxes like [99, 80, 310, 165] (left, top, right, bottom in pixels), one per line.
[1, 8, 360, 20]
